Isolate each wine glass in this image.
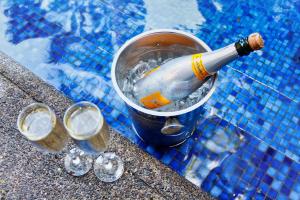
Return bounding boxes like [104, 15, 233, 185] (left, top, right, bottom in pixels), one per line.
[17, 103, 93, 176]
[17, 103, 68, 153]
[17, 103, 69, 153]
[63, 101, 124, 182]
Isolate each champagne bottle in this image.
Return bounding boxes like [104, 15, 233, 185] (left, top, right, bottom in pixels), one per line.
[133, 33, 264, 109]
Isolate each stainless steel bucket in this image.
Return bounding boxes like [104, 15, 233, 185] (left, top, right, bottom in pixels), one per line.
[111, 29, 217, 146]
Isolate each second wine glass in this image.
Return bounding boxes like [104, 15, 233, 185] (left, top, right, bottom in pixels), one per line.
[63, 101, 124, 182]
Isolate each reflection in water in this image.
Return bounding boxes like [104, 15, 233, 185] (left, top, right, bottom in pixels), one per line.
[209, 154, 255, 199]
[185, 113, 246, 188]
[211, 0, 223, 12]
[201, 146, 265, 199]
[204, 127, 244, 154]
[143, 0, 206, 32]
[0, 0, 147, 104]
[186, 109, 266, 198]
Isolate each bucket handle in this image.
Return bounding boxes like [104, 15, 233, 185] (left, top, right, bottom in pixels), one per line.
[161, 118, 184, 135]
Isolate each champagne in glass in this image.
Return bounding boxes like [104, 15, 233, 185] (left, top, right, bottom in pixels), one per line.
[64, 103, 110, 153]
[64, 101, 124, 182]
[17, 103, 68, 153]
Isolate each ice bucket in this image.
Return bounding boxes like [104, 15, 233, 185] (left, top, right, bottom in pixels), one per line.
[111, 29, 217, 146]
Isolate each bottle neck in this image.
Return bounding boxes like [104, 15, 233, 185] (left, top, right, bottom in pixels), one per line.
[202, 37, 254, 74]
[202, 44, 239, 74]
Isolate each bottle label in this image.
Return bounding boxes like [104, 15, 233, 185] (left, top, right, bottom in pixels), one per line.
[192, 53, 209, 80]
[140, 91, 171, 109]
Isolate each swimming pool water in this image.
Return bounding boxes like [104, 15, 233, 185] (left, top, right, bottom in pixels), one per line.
[0, 0, 299, 199]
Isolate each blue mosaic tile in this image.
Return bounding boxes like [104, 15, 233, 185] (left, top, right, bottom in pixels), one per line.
[205, 67, 300, 161]
[197, 117, 300, 199]
[195, 0, 300, 101]
[0, 0, 300, 199]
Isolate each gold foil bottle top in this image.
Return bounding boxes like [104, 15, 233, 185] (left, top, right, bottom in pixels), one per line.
[248, 33, 264, 50]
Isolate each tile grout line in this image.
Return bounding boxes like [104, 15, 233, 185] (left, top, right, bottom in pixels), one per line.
[227, 66, 298, 104]
[213, 111, 300, 164]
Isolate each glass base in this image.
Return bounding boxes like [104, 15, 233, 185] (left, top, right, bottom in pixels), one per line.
[94, 152, 124, 182]
[64, 148, 93, 176]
